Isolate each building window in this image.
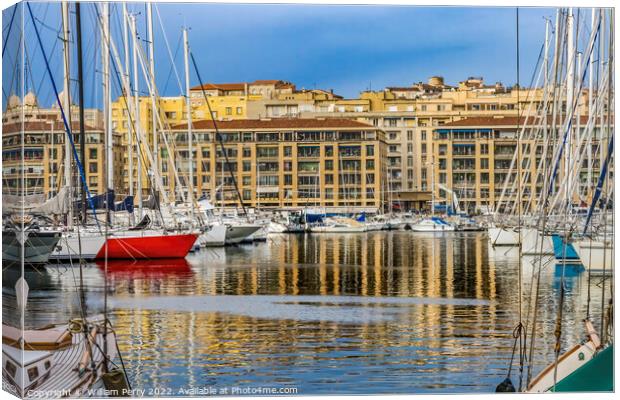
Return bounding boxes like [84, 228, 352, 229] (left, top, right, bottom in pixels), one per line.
[243, 189, 251, 200]
[325, 146, 333, 157]
[243, 161, 251, 172]
[407, 143, 413, 154]
[324, 174, 334, 184]
[89, 162, 98, 173]
[407, 130, 413, 141]
[421, 143, 427, 154]
[366, 160, 375, 170]
[439, 173, 447, 184]
[325, 160, 333, 170]
[89, 148, 97, 159]
[243, 148, 251, 158]
[284, 146, 292, 157]
[284, 174, 293, 185]
[236, 107, 243, 115]
[242, 176, 251, 185]
[480, 158, 489, 169]
[421, 105, 427, 111]
[226, 107, 232, 115]
[421, 130, 427, 141]
[480, 144, 489, 154]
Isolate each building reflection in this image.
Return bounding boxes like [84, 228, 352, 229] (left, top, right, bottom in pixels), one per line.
[106, 232, 531, 389]
[6, 232, 609, 392]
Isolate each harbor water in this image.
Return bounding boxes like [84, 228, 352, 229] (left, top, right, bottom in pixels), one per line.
[2, 231, 610, 394]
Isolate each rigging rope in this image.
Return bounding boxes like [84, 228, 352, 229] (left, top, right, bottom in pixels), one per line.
[26, 2, 102, 233]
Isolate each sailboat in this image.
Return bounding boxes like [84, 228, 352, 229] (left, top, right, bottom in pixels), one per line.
[495, 8, 614, 393]
[527, 321, 613, 392]
[409, 174, 454, 232]
[2, 215, 61, 266]
[572, 238, 613, 275]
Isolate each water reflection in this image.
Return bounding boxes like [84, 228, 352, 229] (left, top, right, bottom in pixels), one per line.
[2, 232, 610, 394]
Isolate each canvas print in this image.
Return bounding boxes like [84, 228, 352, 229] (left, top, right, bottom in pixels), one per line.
[1, 1, 614, 398]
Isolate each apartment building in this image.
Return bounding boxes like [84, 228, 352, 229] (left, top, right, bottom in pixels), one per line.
[2, 93, 123, 200]
[432, 116, 604, 214]
[167, 118, 387, 212]
[293, 77, 558, 210]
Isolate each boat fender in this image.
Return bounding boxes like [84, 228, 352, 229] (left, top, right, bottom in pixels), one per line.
[495, 377, 516, 392]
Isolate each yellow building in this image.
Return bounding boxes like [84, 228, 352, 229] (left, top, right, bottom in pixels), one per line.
[166, 118, 387, 211]
[431, 116, 604, 214]
[295, 76, 592, 210]
[2, 94, 123, 201]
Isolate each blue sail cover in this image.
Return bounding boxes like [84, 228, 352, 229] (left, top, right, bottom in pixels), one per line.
[114, 196, 135, 213]
[74, 190, 115, 211]
[583, 134, 614, 235]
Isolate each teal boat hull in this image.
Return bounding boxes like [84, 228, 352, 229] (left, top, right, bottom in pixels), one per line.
[552, 345, 613, 392]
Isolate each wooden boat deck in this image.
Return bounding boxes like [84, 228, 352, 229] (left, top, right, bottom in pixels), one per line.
[3, 327, 117, 398]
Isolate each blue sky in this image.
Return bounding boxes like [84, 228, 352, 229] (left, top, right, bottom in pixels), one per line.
[3, 3, 557, 109]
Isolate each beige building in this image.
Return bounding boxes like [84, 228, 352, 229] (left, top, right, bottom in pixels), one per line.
[431, 116, 604, 214]
[166, 118, 387, 211]
[2, 94, 123, 200]
[292, 77, 559, 210]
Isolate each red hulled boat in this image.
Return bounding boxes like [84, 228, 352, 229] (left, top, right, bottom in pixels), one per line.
[95, 230, 198, 259]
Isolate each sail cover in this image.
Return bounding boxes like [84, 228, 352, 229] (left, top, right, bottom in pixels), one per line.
[114, 196, 134, 213]
[73, 190, 115, 211]
[33, 187, 70, 215]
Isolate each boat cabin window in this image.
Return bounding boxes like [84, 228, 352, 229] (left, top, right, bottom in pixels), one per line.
[44, 361, 51, 370]
[28, 366, 39, 381]
[5, 361, 17, 378]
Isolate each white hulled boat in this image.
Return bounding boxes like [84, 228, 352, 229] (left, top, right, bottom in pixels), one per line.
[410, 217, 455, 232]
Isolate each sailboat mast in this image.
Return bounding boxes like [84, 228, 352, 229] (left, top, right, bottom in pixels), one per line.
[131, 14, 143, 219]
[183, 27, 194, 221]
[102, 2, 113, 223]
[123, 4, 133, 215]
[147, 3, 158, 184]
[61, 1, 73, 228]
[75, 1, 87, 224]
[586, 10, 595, 190]
[565, 8, 575, 209]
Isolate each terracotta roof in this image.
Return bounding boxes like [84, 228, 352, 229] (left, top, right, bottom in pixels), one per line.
[441, 115, 603, 127]
[190, 79, 298, 92]
[252, 80, 281, 85]
[190, 83, 246, 91]
[387, 87, 421, 92]
[172, 118, 374, 131]
[2, 121, 100, 134]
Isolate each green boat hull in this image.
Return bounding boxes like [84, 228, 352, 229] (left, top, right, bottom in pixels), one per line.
[552, 345, 613, 392]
